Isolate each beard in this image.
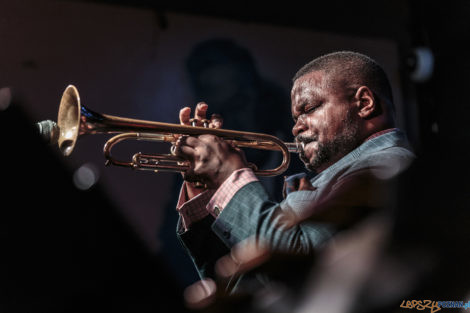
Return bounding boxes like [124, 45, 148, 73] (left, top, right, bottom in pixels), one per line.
[297, 113, 361, 172]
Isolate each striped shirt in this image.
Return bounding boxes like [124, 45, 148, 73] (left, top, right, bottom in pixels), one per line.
[177, 168, 258, 230]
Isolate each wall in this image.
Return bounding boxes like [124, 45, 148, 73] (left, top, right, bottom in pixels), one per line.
[0, 0, 408, 257]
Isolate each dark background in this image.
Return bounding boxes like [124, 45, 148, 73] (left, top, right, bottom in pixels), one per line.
[1, 1, 469, 312]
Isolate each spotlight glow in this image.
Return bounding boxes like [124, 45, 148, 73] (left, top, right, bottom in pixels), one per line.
[73, 163, 99, 190]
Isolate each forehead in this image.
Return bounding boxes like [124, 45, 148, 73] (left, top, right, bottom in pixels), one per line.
[291, 71, 329, 105]
[292, 70, 326, 92]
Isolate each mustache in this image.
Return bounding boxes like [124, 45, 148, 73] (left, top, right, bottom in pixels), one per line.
[295, 135, 317, 166]
[295, 134, 317, 143]
[295, 135, 317, 151]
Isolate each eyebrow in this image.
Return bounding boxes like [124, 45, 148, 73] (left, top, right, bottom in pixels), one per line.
[292, 101, 308, 120]
[294, 94, 321, 111]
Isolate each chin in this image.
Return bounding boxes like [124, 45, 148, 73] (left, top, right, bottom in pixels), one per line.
[299, 154, 317, 172]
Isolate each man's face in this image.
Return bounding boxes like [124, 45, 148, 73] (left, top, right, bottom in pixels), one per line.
[291, 71, 361, 172]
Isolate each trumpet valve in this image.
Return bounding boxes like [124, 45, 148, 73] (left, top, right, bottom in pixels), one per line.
[189, 118, 210, 128]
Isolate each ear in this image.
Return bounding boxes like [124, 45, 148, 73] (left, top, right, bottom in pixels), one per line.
[354, 86, 377, 119]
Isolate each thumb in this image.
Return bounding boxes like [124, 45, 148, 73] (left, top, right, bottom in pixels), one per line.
[298, 177, 316, 191]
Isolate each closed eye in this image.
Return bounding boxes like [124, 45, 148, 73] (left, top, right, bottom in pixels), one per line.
[304, 102, 322, 113]
[292, 101, 322, 123]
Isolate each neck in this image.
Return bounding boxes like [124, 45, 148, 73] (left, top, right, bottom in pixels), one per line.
[360, 116, 395, 141]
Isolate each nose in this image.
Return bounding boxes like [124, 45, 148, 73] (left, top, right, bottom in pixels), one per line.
[292, 115, 307, 137]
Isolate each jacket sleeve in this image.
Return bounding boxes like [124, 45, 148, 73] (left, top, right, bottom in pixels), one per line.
[177, 214, 231, 280]
[211, 181, 335, 255]
[176, 180, 333, 280]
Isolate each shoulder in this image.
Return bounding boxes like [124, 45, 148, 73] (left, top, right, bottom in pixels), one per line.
[347, 145, 415, 180]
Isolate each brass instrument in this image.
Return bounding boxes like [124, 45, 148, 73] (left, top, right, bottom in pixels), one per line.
[56, 85, 299, 176]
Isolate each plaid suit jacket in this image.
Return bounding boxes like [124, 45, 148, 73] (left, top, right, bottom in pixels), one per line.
[177, 129, 415, 282]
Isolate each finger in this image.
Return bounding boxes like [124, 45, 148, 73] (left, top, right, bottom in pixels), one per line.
[179, 107, 192, 125]
[197, 135, 232, 154]
[298, 177, 316, 191]
[175, 135, 202, 149]
[215, 239, 270, 279]
[231, 239, 270, 270]
[225, 140, 248, 163]
[183, 278, 217, 310]
[176, 145, 196, 158]
[209, 113, 223, 129]
[227, 140, 241, 151]
[193, 102, 208, 126]
[282, 177, 288, 199]
[197, 134, 219, 144]
[184, 135, 203, 148]
[173, 136, 196, 158]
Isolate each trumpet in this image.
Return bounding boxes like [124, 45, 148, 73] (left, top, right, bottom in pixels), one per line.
[50, 85, 299, 176]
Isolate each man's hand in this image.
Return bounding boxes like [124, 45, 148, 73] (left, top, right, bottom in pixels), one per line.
[174, 134, 247, 189]
[179, 102, 223, 129]
[176, 102, 248, 191]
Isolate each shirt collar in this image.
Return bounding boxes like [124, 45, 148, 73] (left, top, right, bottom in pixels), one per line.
[363, 128, 399, 143]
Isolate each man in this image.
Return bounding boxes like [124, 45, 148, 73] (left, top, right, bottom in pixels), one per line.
[172, 51, 415, 294]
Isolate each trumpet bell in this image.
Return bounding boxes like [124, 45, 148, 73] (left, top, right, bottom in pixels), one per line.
[57, 85, 81, 156]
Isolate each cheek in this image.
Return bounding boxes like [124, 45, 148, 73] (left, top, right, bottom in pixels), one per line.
[317, 110, 346, 140]
[304, 112, 328, 137]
